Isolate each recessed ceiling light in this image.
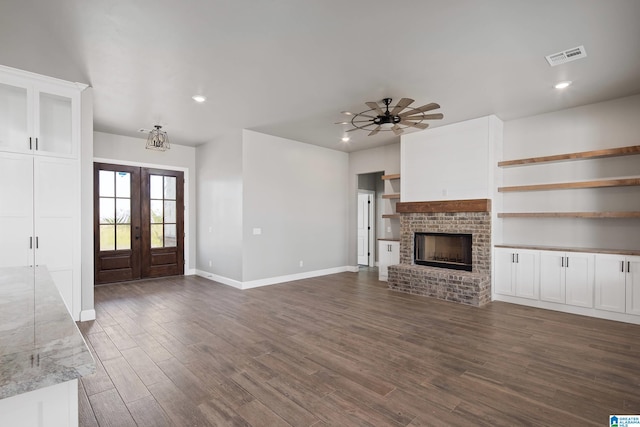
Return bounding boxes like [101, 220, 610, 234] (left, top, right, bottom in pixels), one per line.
[192, 95, 206, 103]
[341, 111, 354, 116]
[554, 81, 572, 89]
[341, 137, 350, 142]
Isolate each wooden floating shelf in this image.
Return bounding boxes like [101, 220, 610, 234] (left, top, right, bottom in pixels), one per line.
[381, 173, 401, 180]
[498, 177, 640, 192]
[498, 212, 640, 218]
[396, 199, 491, 213]
[382, 214, 400, 219]
[382, 193, 401, 199]
[498, 144, 640, 167]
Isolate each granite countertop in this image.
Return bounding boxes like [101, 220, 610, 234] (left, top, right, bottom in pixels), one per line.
[0, 266, 95, 399]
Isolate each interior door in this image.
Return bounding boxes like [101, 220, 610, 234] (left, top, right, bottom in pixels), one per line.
[94, 163, 141, 284]
[357, 192, 371, 265]
[141, 168, 184, 278]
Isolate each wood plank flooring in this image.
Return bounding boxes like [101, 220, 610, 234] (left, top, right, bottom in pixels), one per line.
[77, 268, 640, 426]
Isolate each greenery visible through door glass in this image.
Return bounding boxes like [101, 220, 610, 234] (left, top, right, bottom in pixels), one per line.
[99, 170, 132, 251]
[149, 174, 177, 248]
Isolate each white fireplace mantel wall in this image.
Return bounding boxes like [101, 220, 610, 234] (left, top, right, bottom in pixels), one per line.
[401, 115, 504, 246]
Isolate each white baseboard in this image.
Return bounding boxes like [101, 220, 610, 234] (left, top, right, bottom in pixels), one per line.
[492, 294, 640, 325]
[346, 265, 360, 272]
[79, 309, 96, 322]
[196, 266, 355, 290]
[185, 268, 197, 275]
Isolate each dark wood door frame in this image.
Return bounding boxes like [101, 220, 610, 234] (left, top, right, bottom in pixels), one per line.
[141, 167, 185, 278]
[94, 163, 142, 284]
[94, 163, 185, 284]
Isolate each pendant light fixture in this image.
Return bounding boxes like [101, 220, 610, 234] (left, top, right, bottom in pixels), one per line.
[146, 125, 170, 151]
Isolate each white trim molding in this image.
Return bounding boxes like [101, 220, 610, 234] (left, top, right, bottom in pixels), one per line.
[196, 266, 357, 290]
[79, 309, 96, 322]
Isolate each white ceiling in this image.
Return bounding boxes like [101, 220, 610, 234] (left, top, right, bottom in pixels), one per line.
[1, 0, 639, 152]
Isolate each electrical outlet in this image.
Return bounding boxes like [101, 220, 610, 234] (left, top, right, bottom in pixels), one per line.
[208, 260, 212, 267]
[299, 260, 303, 267]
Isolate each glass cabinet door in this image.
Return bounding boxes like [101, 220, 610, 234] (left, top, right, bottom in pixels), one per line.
[0, 81, 29, 153]
[37, 91, 73, 156]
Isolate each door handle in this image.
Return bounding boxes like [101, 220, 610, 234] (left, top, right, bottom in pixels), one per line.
[622, 261, 625, 273]
[30, 236, 33, 249]
[566, 257, 569, 268]
[561, 257, 564, 267]
[36, 236, 39, 249]
[628, 261, 631, 273]
[35, 137, 38, 150]
[29, 137, 32, 150]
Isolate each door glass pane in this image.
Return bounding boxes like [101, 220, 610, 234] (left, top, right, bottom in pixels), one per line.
[164, 201, 176, 223]
[115, 172, 130, 197]
[99, 171, 115, 197]
[150, 175, 163, 199]
[150, 224, 163, 248]
[150, 200, 163, 223]
[116, 225, 131, 250]
[0, 83, 28, 152]
[100, 225, 115, 251]
[164, 224, 177, 247]
[116, 198, 131, 223]
[99, 198, 115, 223]
[164, 176, 176, 199]
[39, 92, 72, 155]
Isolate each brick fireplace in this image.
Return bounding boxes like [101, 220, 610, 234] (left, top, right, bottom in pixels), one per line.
[387, 199, 492, 306]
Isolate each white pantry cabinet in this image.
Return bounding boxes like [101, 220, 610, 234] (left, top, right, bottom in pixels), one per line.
[540, 251, 594, 308]
[595, 254, 640, 314]
[494, 248, 539, 299]
[0, 65, 83, 319]
[378, 240, 399, 281]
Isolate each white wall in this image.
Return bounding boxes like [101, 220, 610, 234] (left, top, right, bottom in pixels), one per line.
[242, 130, 349, 282]
[401, 116, 502, 202]
[195, 132, 243, 282]
[348, 143, 400, 266]
[93, 131, 197, 271]
[501, 94, 640, 250]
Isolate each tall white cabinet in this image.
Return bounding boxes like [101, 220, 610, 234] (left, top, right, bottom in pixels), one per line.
[0, 65, 84, 319]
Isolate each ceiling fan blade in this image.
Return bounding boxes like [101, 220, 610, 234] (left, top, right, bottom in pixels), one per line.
[402, 113, 444, 121]
[390, 98, 415, 115]
[399, 120, 429, 130]
[399, 102, 440, 117]
[368, 126, 381, 136]
[365, 102, 384, 115]
[391, 125, 404, 136]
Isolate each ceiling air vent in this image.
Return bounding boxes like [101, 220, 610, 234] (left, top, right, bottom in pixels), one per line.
[545, 45, 587, 67]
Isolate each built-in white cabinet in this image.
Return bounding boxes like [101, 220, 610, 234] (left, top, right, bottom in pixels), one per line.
[540, 251, 594, 308]
[379, 240, 399, 281]
[595, 254, 640, 314]
[494, 245, 640, 324]
[0, 72, 78, 158]
[0, 65, 83, 319]
[494, 248, 539, 299]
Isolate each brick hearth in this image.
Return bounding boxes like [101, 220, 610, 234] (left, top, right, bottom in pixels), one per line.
[388, 200, 492, 306]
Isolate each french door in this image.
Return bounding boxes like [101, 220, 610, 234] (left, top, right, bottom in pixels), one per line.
[94, 163, 184, 284]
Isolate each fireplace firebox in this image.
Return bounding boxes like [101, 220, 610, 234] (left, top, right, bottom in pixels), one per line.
[414, 232, 472, 271]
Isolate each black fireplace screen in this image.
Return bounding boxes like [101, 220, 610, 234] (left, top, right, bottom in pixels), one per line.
[414, 232, 472, 271]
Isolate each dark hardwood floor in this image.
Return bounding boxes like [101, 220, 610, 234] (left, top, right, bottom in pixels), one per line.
[77, 268, 640, 426]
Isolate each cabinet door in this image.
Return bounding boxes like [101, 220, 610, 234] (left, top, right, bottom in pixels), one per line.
[540, 251, 565, 303]
[626, 256, 640, 315]
[514, 250, 539, 299]
[565, 252, 594, 308]
[0, 153, 34, 267]
[389, 241, 400, 265]
[0, 77, 32, 154]
[378, 241, 391, 280]
[34, 157, 78, 314]
[493, 248, 515, 295]
[34, 85, 75, 157]
[594, 254, 626, 313]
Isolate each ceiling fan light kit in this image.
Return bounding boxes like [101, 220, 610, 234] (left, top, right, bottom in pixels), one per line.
[338, 97, 443, 136]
